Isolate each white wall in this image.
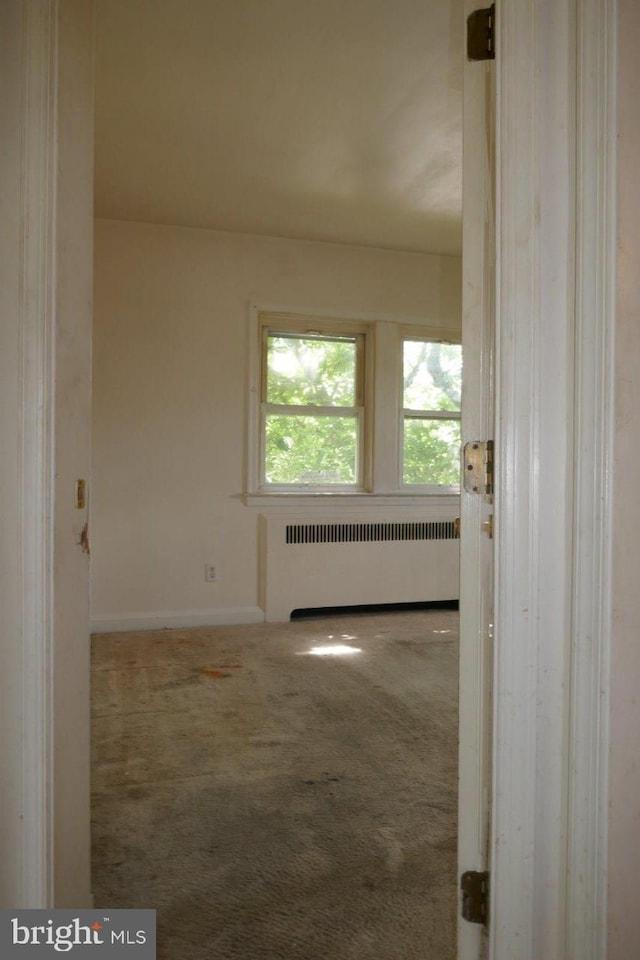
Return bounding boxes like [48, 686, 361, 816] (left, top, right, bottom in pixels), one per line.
[92, 220, 461, 628]
[609, 0, 640, 954]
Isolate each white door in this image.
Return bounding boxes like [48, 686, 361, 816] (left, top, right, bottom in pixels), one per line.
[458, 4, 495, 958]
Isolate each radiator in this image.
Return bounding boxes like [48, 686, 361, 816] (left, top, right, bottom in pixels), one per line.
[259, 512, 460, 622]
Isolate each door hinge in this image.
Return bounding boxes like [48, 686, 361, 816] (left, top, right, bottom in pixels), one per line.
[461, 870, 490, 925]
[463, 440, 494, 495]
[467, 5, 496, 61]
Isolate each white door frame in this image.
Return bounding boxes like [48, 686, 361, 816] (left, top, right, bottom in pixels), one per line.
[16, 0, 58, 907]
[2, 0, 93, 908]
[1, 0, 59, 907]
[7, 1, 615, 955]
[490, 1, 614, 958]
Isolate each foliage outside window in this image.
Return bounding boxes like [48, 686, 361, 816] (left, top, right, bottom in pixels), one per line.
[402, 340, 462, 486]
[262, 330, 364, 488]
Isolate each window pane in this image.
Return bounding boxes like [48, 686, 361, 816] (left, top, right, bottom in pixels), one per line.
[267, 335, 356, 406]
[265, 414, 358, 485]
[403, 341, 462, 412]
[403, 418, 461, 485]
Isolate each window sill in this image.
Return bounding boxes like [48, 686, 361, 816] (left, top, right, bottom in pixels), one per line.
[243, 490, 461, 508]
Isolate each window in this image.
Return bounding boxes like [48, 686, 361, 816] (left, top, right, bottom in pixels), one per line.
[401, 339, 462, 487]
[249, 309, 461, 496]
[262, 327, 365, 489]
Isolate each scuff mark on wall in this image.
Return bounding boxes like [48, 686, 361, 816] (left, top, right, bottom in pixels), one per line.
[79, 522, 90, 556]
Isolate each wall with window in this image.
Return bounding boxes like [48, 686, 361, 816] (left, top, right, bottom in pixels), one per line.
[92, 218, 461, 628]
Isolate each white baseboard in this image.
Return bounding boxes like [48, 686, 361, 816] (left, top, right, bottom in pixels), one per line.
[91, 606, 265, 634]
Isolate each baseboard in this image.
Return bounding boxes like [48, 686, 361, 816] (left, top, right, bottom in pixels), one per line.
[91, 606, 265, 633]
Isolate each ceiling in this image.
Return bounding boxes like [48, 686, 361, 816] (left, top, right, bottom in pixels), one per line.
[94, 0, 463, 255]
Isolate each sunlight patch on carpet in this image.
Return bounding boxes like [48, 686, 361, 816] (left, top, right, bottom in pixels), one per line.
[299, 644, 363, 657]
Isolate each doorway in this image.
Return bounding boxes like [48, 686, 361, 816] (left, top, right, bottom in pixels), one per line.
[90, 2, 470, 951]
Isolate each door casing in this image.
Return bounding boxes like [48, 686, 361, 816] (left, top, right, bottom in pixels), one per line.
[489, 2, 614, 958]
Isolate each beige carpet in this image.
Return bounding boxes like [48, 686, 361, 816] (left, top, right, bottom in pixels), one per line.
[91, 609, 459, 960]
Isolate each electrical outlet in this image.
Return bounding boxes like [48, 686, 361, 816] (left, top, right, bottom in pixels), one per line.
[205, 564, 217, 582]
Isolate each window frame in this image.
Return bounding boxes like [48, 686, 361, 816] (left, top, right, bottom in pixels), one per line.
[246, 306, 461, 499]
[259, 322, 368, 492]
[398, 332, 463, 492]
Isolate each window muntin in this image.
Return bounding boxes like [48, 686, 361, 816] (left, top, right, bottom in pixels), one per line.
[261, 328, 365, 489]
[401, 339, 462, 487]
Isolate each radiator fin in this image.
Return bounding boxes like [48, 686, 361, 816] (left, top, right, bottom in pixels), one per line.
[285, 520, 458, 545]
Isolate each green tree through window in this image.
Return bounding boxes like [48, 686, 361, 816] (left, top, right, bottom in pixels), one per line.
[264, 333, 362, 486]
[402, 340, 462, 485]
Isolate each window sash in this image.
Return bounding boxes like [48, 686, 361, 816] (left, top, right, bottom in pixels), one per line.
[259, 317, 368, 493]
[399, 335, 461, 490]
[260, 406, 365, 490]
[400, 412, 462, 489]
[261, 326, 365, 408]
[401, 337, 462, 416]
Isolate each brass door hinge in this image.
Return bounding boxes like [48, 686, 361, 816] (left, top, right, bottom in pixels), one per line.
[463, 440, 494, 495]
[461, 870, 490, 925]
[467, 5, 496, 61]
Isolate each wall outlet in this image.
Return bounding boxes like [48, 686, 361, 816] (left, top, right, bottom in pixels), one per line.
[205, 563, 217, 582]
